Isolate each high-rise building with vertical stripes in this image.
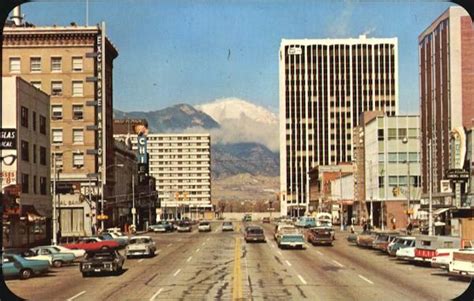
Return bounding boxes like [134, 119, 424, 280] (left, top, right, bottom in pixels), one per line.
[279, 36, 399, 216]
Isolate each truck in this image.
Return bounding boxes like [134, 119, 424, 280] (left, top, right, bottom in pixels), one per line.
[414, 235, 461, 263]
[448, 249, 474, 277]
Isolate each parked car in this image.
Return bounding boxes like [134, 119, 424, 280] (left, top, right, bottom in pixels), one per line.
[31, 246, 75, 268]
[63, 237, 119, 252]
[295, 216, 316, 228]
[262, 217, 271, 223]
[177, 221, 192, 232]
[278, 231, 306, 249]
[98, 233, 128, 248]
[431, 247, 474, 270]
[347, 232, 359, 244]
[4, 249, 53, 266]
[387, 236, 415, 256]
[198, 221, 212, 232]
[80, 249, 125, 277]
[372, 232, 399, 251]
[307, 227, 333, 246]
[222, 221, 234, 232]
[2, 254, 50, 280]
[51, 245, 86, 259]
[356, 231, 377, 248]
[448, 249, 474, 277]
[396, 246, 416, 262]
[414, 235, 461, 263]
[126, 236, 156, 258]
[244, 226, 266, 243]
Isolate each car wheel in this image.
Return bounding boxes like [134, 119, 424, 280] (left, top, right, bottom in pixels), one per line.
[53, 260, 63, 268]
[19, 269, 33, 280]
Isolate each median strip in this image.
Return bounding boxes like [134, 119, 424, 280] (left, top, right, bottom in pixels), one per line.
[232, 237, 243, 300]
[67, 290, 86, 301]
[149, 288, 163, 301]
[358, 274, 374, 284]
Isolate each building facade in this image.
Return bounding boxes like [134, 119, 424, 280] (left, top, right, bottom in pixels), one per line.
[364, 114, 421, 229]
[2, 76, 51, 247]
[419, 6, 474, 205]
[2, 22, 119, 236]
[115, 133, 213, 220]
[279, 36, 399, 216]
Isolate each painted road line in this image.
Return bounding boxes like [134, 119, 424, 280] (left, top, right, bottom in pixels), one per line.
[331, 260, 344, 267]
[277, 251, 282, 255]
[177, 238, 182, 242]
[285, 260, 292, 267]
[215, 228, 220, 233]
[316, 251, 323, 256]
[187, 256, 192, 262]
[206, 237, 210, 241]
[202, 242, 206, 246]
[66, 291, 86, 301]
[232, 237, 243, 300]
[149, 288, 163, 301]
[297, 275, 307, 285]
[138, 259, 144, 263]
[270, 244, 275, 248]
[358, 274, 374, 285]
[167, 243, 172, 247]
[173, 269, 182, 277]
[196, 248, 200, 253]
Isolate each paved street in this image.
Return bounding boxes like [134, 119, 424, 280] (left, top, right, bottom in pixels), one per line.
[6, 222, 469, 301]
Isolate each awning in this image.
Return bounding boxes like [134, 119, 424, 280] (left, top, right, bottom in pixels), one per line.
[433, 208, 450, 215]
[20, 205, 45, 222]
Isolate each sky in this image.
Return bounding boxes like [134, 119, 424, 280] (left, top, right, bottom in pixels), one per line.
[19, 0, 459, 114]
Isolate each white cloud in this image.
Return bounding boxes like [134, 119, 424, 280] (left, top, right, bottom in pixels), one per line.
[326, 2, 355, 38]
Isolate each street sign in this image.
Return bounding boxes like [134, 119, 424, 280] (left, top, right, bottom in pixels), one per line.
[96, 214, 108, 220]
[446, 169, 469, 181]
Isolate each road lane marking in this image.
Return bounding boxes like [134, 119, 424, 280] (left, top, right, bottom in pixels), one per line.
[177, 238, 182, 242]
[67, 291, 86, 301]
[331, 260, 344, 267]
[196, 248, 200, 253]
[285, 260, 292, 267]
[358, 274, 374, 285]
[202, 242, 206, 246]
[167, 243, 172, 247]
[277, 251, 282, 255]
[173, 269, 182, 277]
[316, 251, 323, 256]
[270, 244, 275, 248]
[297, 275, 307, 285]
[187, 256, 192, 262]
[206, 237, 210, 241]
[138, 259, 144, 263]
[149, 288, 163, 301]
[232, 237, 243, 300]
[215, 228, 219, 233]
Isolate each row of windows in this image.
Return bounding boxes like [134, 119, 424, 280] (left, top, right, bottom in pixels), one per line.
[147, 136, 208, 141]
[51, 104, 84, 120]
[379, 152, 420, 163]
[52, 152, 85, 169]
[154, 173, 210, 177]
[156, 148, 209, 153]
[150, 155, 210, 160]
[9, 56, 83, 73]
[20, 106, 47, 134]
[155, 179, 209, 184]
[151, 167, 209, 172]
[21, 173, 48, 195]
[378, 176, 421, 188]
[20, 141, 47, 165]
[149, 143, 210, 147]
[31, 80, 84, 97]
[52, 128, 84, 144]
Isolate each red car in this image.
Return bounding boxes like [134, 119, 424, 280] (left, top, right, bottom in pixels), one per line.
[63, 237, 119, 251]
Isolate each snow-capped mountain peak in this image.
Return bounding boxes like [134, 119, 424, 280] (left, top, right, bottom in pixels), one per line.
[196, 97, 278, 125]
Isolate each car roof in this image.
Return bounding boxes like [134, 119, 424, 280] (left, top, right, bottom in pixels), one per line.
[130, 236, 152, 239]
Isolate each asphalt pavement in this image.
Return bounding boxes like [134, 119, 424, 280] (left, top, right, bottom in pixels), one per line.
[5, 221, 470, 300]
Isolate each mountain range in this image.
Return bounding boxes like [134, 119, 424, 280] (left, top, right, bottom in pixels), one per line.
[114, 99, 280, 180]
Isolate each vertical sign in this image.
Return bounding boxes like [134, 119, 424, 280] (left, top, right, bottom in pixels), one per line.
[96, 22, 106, 186]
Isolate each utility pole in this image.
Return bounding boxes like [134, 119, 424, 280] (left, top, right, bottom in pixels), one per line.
[132, 174, 136, 227]
[369, 160, 373, 227]
[340, 168, 344, 231]
[428, 140, 433, 236]
[52, 152, 57, 245]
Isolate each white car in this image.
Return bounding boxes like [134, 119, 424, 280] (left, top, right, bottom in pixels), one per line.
[11, 249, 53, 266]
[222, 221, 234, 231]
[198, 221, 211, 232]
[108, 231, 130, 244]
[126, 236, 156, 258]
[433, 248, 474, 270]
[396, 246, 416, 262]
[51, 245, 85, 259]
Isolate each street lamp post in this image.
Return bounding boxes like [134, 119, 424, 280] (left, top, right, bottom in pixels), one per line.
[100, 164, 124, 231]
[428, 140, 433, 236]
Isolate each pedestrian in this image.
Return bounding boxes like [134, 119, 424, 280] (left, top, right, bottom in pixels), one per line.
[56, 229, 61, 244]
[407, 222, 413, 235]
[363, 222, 368, 232]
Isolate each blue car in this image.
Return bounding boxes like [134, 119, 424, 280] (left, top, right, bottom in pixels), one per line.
[2, 254, 50, 280]
[31, 246, 76, 268]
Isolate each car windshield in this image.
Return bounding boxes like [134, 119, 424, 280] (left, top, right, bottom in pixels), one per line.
[248, 228, 263, 234]
[130, 238, 151, 244]
[223, 222, 232, 226]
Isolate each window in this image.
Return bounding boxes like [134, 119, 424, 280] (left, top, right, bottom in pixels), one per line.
[40, 146, 47, 165]
[378, 129, 384, 141]
[21, 106, 28, 128]
[52, 153, 63, 170]
[409, 152, 419, 162]
[388, 128, 397, 140]
[72, 57, 83, 72]
[39, 115, 47, 134]
[73, 152, 84, 168]
[32, 112, 37, 131]
[52, 129, 63, 144]
[388, 152, 397, 163]
[408, 128, 418, 138]
[51, 81, 63, 96]
[73, 129, 84, 144]
[398, 128, 407, 139]
[51, 105, 63, 120]
[9, 57, 21, 73]
[378, 153, 384, 163]
[21, 174, 29, 193]
[21, 140, 29, 162]
[378, 176, 384, 188]
[30, 57, 41, 72]
[72, 81, 83, 97]
[388, 176, 398, 187]
[72, 105, 84, 120]
[399, 176, 408, 186]
[33, 176, 37, 194]
[33, 144, 37, 163]
[51, 57, 62, 72]
[40, 177, 47, 195]
[31, 81, 41, 90]
[398, 152, 407, 163]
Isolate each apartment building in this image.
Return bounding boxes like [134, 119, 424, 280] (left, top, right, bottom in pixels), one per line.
[279, 36, 398, 216]
[2, 77, 51, 247]
[115, 133, 213, 220]
[2, 21, 118, 236]
[419, 6, 474, 206]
